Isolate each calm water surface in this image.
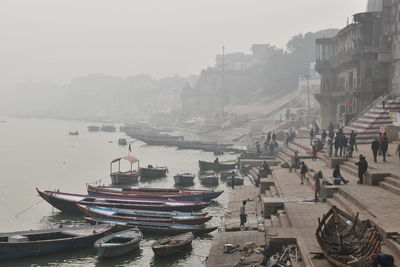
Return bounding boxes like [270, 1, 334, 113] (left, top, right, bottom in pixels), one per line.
[0, 117, 241, 267]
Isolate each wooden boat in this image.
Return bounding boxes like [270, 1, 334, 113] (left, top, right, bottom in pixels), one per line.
[87, 185, 223, 202]
[140, 165, 168, 179]
[85, 217, 218, 235]
[118, 138, 128, 146]
[199, 171, 219, 185]
[316, 206, 381, 267]
[101, 124, 116, 132]
[152, 232, 193, 257]
[198, 160, 236, 171]
[110, 156, 140, 185]
[173, 173, 195, 185]
[227, 174, 245, 186]
[37, 189, 210, 214]
[0, 225, 113, 260]
[94, 228, 142, 258]
[69, 131, 79, 135]
[87, 125, 100, 132]
[77, 205, 212, 225]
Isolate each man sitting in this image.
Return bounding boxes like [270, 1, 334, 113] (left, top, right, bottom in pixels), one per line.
[332, 165, 349, 185]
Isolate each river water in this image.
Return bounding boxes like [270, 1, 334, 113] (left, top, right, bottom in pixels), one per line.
[0, 117, 241, 267]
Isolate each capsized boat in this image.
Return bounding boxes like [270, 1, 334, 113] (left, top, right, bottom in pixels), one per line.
[140, 165, 168, 179]
[87, 184, 223, 202]
[37, 188, 210, 214]
[77, 205, 212, 225]
[85, 217, 217, 235]
[199, 171, 219, 185]
[316, 206, 381, 267]
[110, 156, 140, 185]
[173, 173, 195, 185]
[94, 228, 142, 258]
[152, 232, 193, 257]
[198, 160, 236, 172]
[0, 225, 113, 260]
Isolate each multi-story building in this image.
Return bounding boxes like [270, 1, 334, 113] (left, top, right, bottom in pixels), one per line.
[315, 5, 392, 128]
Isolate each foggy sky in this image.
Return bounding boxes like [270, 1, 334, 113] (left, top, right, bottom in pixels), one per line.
[0, 0, 365, 88]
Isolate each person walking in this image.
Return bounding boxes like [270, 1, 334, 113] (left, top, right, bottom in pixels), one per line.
[334, 134, 340, 157]
[313, 171, 322, 202]
[300, 161, 308, 184]
[328, 138, 333, 157]
[371, 138, 380, 163]
[355, 155, 368, 184]
[381, 132, 389, 162]
[231, 171, 235, 190]
[310, 128, 314, 145]
[378, 133, 384, 156]
[239, 200, 247, 228]
[312, 141, 318, 161]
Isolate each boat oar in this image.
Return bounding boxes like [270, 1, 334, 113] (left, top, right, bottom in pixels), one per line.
[15, 198, 44, 217]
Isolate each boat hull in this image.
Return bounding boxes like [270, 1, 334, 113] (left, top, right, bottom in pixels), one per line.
[111, 172, 139, 185]
[139, 168, 167, 179]
[198, 160, 236, 172]
[95, 229, 142, 258]
[0, 225, 112, 260]
[173, 175, 195, 185]
[37, 189, 209, 214]
[85, 217, 217, 236]
[152, 232, 193, 257]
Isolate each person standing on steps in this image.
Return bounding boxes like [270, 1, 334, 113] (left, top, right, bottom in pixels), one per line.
[310, 128, 314, 145]
[349, 130, 358, 151]
[300, 161, 308, 185]
[313, 171, 322, 202]
[355, 155, 368, 184]
[312, 141, 318, 161]
[334, 133, 340, 157]
[371, 138, 380, 163]
[381, 132, 389, 163]
[231, 171, 235, 190]
[396, 143, 400, 164]
[239, 200, 247, 229]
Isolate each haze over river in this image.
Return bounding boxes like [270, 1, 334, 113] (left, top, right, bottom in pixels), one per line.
[0, 117, 239, 267]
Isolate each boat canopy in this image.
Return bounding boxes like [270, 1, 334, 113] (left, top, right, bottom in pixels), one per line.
[111, 156, 139, 164]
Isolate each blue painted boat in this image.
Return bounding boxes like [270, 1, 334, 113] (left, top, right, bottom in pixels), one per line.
[0, 225, 113, 260]
[77, 205, 213, 225]
[94, 228, 142, 258]
[85, 217, 217, 236]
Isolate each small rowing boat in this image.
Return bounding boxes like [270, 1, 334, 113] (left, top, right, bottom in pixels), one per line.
[85, 217, 217, 235]
[152, 232, 193, 257]
[77, 205, 213, 225]
[198, 160, 236, 172]
[139, 165, 168, 179]
[173, 173, 195, 185]
[0, 225, 113, 260]
[94, 228, 142, 258]
[199, 171, 219, 185]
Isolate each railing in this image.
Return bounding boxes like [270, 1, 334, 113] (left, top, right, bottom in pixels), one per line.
[348, 93, 391, 125]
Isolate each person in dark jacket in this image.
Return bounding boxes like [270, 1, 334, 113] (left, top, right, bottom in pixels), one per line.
[381, 132, 389, 162]
[371, 253, 394, 267]
[334, 134, 340, 157]
[332, 165, 349, 184]
[349, 130, 357, 151]
[371, 138, 380, 163]
[355, 154, 368, 184]
[300, 161, 308, 184]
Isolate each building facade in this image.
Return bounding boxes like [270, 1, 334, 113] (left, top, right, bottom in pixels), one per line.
[296, 63, 321, 109]
[315, 7, 392, 128]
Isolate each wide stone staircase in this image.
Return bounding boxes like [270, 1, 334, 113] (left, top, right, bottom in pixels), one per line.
[346, 95, 400, 144]
[379, 173, 400, 196]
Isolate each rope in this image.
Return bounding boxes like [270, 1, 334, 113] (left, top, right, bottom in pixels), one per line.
[15, 198, 44, 217]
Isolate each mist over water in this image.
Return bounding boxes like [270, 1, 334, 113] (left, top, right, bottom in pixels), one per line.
[0, 117, 237, 266]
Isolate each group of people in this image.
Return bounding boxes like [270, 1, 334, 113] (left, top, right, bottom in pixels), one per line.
[326, 128, 358, 158]
[255, 131, 279, 157]
[371, 132, 389, 163]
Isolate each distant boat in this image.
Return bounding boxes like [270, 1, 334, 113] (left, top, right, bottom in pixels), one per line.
[110, 156, 140, 185]
[152, 232, 193, 257]
[101, 123, 116, 132]
[0, 225, 113, 260]
[0, 120, 6, 123]
[118, 138, 128, 146]
[199, 171, 219, 185]
[226, 174, 245, 186]
[139, 165, 168, 179]
[37, 188, 210, 214]
[173, 173, 195, 185]
[69, 131, 79, 135]
[85, 217, 218, 235]
[198, 160, 236, 172]
[87, 125, 100, 132]
[94, 228, 142, 258]
[77, 205, 212, 225]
